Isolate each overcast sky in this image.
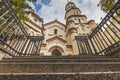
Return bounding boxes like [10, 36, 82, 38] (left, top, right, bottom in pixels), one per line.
[27, 0, 106, 24]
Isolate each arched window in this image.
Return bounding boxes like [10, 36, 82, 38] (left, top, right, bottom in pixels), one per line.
[52, 49, 62, 56]
[54, 29, 57, 34]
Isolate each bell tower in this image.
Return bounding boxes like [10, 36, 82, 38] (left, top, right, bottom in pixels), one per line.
[65, 1, 95, 55]
[65, 2, 81, 55]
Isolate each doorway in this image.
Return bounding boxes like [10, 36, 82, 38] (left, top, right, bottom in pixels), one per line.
[52, 49, 62, 56]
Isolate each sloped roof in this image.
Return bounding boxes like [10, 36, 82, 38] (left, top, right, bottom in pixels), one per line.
[44, 19, 65, 27]
[46, 36, 66, 43]
[24, 11, 43, 22]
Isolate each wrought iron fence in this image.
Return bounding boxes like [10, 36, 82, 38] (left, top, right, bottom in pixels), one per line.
[75, 0, 120, 56]
[0, 0, 44, 56]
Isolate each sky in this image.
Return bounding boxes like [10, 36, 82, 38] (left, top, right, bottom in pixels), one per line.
[27, 0, 106, 24]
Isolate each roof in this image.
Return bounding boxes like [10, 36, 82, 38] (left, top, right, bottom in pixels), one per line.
[24, 11, 43, 22]
[46, 36, 66, 43]
[44, 19, 65, 27]
[23, 22, 40, 33]
[88, 20, 95, 24]
[65, 2, 76, 11]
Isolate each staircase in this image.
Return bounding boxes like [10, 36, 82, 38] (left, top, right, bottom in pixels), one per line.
[0, 55, 120, 80]
[0, 0, 120, 80]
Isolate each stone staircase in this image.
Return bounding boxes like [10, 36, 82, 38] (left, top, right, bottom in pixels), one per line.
[0, 55, 120, 80]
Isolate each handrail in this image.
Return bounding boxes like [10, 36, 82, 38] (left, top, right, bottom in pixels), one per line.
[0, 0, 44, 56]
[75, 0, 120, 56]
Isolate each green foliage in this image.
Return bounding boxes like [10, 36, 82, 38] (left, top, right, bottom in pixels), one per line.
[27, 0, 36, 2]
[9, 0, 35, 21]
[98, 0, 120, 18]
[98, 0, 115, 13]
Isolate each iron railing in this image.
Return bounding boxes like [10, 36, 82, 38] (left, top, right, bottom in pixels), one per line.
[75, 0, 120, 56]
[0, 0, 44, 56]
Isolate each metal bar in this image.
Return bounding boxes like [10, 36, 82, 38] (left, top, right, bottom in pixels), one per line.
[106, 23, 120, 40]
[34, 41, 39, 55]
[24, 40, 31, 55]
[76, 39, 81, 55]
[92, 36, 101, 53]
[0, 19, 14, 35]
[0, 16, 12, 28]
[82, 42, 87, 55]
[85, 41, 91, 54]
[37, 40, 41, 55]
[30, 41, 36, 55]
[112, 16, 120, 24]
[0, 9, 9, 19]
[12, 32, 22, 49]
[96, 33, 106, 49]
[94, 34, 103, 53]
[17, 40, 25, 53]
[89, 37, 97, 54]
[20, 39, 28, 55]
[79, 40, 83, 55]
[100, 29, 113, 45]
[86, 40, 93, 54]
[102, 26, 117, 43]
[0, 0, 44, 56]
[97, 31, 109, 48]
[3, 0, 28, 37]
[0, 38, 19, 54]
[7, 29, 20, 46]
[84, 42, 90, 54]
[81, 42, 85, 55]
[108, 20, 120, 32]
[15, 40, 22, 52]
[2, 24, 14, 40]
[27, 41, 33, 55]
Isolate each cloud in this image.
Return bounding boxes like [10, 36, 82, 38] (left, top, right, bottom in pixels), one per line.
[26, 1, 35, 10]
[28, 0, 106, 24]
[72, 0, 106, 23]
[36, 0, 66, 23]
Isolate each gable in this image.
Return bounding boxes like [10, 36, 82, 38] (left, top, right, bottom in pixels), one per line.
[46, 36, 66, 44]
[44, 20, 65, 30]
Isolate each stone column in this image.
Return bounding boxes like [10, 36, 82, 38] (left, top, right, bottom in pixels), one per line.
[70, 29, 79, 55]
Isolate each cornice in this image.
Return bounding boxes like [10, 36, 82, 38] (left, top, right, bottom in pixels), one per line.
[46, 36, 67, 43]
[66, 15, 87, 22]
[44, 20, 65, 27]
[23, 22, 40, 33]
[24, 11, 43, 22]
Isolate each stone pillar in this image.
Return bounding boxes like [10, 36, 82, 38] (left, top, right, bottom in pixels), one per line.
[69, 29, 79, 55]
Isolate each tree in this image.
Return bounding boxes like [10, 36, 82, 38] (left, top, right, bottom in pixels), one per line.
[9, 0, 36, 21]
[98, 0, 120, 18]
[98, 0, 115, 13]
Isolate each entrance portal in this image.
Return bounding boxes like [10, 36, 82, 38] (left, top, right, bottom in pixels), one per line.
[52, 49, 62, 56]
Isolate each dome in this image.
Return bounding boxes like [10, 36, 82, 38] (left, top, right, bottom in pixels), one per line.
[65, 2, 76, 11]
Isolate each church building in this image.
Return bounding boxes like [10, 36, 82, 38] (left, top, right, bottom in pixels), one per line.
[24, 1, 97, 56]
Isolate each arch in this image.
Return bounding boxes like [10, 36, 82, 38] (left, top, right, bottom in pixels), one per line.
[52, 49, 62, 56]
[48, 46, 64, 56]
[29, 31, 34, 36]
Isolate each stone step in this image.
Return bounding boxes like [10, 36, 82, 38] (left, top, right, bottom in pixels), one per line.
[12, 55, 117, 59]
[0, 56, 120, 72]
[0, 62, 120, 73]
[0, 72, 119, 80]
[1, 58, 120, 64]
[1, 55, 120, 63]
[2, 55, 118, 61]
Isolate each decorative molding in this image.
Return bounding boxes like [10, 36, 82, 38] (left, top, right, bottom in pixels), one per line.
[44, 20, 65, 27]
[48, 46, 64, 53]
[46, 36, 67, 43]
[24, 11, 43, 22]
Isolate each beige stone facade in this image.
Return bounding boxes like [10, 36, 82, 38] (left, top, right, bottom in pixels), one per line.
[23, 11, 44, 36]
[24, 2, 96, 56]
